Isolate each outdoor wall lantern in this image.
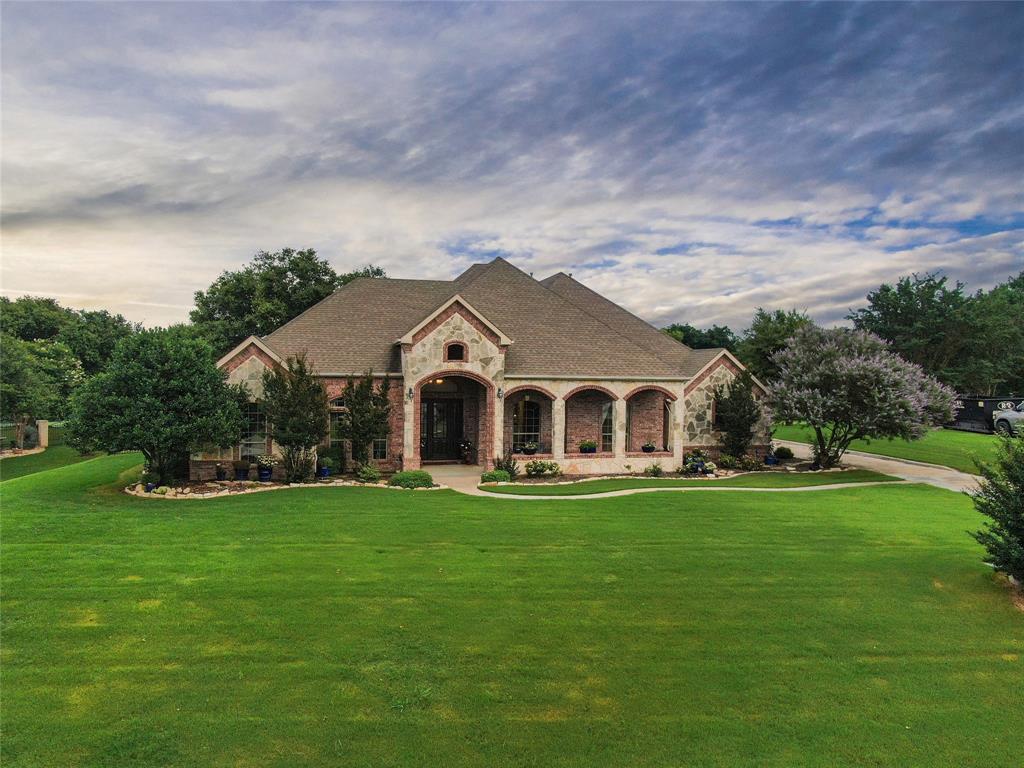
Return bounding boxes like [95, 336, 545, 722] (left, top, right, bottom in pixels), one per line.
[497, 387, 504, 400]
[406, 387, 414, 401]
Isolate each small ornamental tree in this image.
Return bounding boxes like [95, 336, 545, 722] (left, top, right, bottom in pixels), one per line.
[333, 372, 391, 467]
[768, 326, 955, 468]
[66, 327, 245, 485]
[713, 370, 763, 458]
[260, 355, 329, 482]
[970, 435, 1024, 585]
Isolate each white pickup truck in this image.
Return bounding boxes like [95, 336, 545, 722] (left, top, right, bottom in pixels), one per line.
[992, 401, 1024, 435]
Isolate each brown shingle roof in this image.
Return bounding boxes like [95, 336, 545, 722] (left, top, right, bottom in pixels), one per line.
[262, 257, 720, 378]
[539, 271, 726, 377]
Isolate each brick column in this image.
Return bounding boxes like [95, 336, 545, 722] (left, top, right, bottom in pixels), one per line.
[35, 420, 49, 448]
[613, 398, 626, 458]
[552, 398, 566, 459]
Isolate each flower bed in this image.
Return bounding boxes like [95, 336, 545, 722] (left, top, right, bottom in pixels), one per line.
[124, 477, 447, 499]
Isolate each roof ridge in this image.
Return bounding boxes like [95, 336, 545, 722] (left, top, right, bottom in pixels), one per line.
[537, 272, 699, 371]
[511, 266, 684, 375]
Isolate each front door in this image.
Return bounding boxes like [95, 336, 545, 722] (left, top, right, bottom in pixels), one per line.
[420, 399, 464, 461]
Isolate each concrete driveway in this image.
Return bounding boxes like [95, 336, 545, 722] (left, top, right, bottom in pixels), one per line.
[775, 440, 979, 494]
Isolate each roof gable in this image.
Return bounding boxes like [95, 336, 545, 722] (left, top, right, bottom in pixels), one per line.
[399, 294, 513, 346]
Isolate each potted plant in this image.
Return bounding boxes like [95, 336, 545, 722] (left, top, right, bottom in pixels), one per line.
[641, 441, 657, 453]
[215, 462, 227, 481]
[142, 471, 158, 493]
[232, 459, 251, 481]
[521, 441, 538, 456]
[318, 456, 334, 478]
[579, 439, 598, 454]
[255, 455, 276, 482]
[459, 439, 474, 464]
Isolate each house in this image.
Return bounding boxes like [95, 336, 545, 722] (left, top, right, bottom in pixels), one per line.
[190, 257, 769, 479]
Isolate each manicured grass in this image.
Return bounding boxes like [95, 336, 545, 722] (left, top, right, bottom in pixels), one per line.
[773, 424, 1000, 475]
[0, 427, 98, 482]
[480, 469, 899, 495]
[2, 455, 1022, 767]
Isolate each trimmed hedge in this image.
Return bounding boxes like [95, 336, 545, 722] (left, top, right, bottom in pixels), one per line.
[388, 470, 434, 489]
[773, 446, 794, 460]
[480, 469, 511, 483]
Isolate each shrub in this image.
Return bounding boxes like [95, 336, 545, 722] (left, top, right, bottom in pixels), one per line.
[704, 461, 717, 473]
[355, 463, 382, 483]
[141, 471, 160, 485]
[493, 454, 520, 480]
[642, 441, 657, 451]
[388, 470, 434, 489]
[525, 460, 561, 478]
[255, 454, 277, 469]
[739, 455, 763, 471]
[480, 469, 511, 483]
[318, 456, 335, 471]
[970, 435, 1024, 584]
[717, 454, 738, 470]
[643, 463, 664, 477]
[578, 439, 598, 452]
[773, 445, 794, 460]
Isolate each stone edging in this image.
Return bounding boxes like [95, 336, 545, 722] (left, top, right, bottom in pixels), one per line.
[0, 447, 46, 461]
[479, 467, 852, 488]
[124, 479, 449, 499]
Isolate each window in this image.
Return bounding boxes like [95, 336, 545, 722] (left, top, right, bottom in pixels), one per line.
[240, 402, 267, 458]
[663, 401, 672, 451]
[329, 411, 345, 448]
[372, 438, 387, 460]
[444, 342, 466, 362]
[512, 399, 540, 450]
[601, 402, 613, 453]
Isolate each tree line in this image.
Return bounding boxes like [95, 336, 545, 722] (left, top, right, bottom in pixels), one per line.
[664, 271, 1024, 396]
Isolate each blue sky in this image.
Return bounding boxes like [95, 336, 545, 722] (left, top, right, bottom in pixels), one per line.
[2, 2, 1022, 329]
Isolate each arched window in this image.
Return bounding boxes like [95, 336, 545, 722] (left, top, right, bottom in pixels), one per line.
[444, 342, 466, 362]
[329, 397, 346, 449]
[512, 399, 540, 450]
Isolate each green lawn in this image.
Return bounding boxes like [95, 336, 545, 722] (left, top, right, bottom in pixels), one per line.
[480, 469, 898, 495]
[0, 427, 99, 483]
[773, 425, 999, 474]
[2, 455, 1022, 767]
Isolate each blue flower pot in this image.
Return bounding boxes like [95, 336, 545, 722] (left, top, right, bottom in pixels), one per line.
[145, 482, 156, 493]
[765, 456, 780, 466]
[234, 468, 249, 481]
[319, 467, 331, 478]
[257, 467, 273, 482]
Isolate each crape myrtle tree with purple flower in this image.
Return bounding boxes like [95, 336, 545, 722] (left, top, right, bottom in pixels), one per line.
[768, 326, 956, 469]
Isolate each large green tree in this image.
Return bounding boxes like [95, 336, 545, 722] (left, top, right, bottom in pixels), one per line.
[663, 323, 738, 352]
[769, 326, 956, 468]
[736, 308, 813, 382]
[332, 373, 391, 468]
[57, 309, 139, 375]
[190, 248, 385, 354]
[66, 327, 245, 484]
[260, 355, 330, 483]
[0, 296, 77, 341]
[1, 334, 64, 447]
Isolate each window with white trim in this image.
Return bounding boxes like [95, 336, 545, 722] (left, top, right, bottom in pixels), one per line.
[601, 402, 613, 453]
[372, 438, 387, 460]
[240, 402, 267, 458]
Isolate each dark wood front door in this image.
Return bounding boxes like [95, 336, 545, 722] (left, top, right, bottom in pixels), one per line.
[420, 399, 464, 461]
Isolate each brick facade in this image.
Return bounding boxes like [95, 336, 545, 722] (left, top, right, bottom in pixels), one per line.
[626, 389, 667, 451]
[564, 390, 614, 453]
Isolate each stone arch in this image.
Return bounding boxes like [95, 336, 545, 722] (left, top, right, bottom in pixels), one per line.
[562, 384, 619, 402]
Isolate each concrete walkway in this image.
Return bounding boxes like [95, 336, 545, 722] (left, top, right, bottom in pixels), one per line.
[427, 462, 945, 501]
[775, 440, 978, 494]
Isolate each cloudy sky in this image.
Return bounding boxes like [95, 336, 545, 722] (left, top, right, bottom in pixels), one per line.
[2, 2, 1022, 330]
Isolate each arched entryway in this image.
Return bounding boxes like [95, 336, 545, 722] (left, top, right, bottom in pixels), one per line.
[563, 386, 617, 454]
[503, 386, 555, 455]
[415, 372, 494, 466]
[624, 386, 676, 452]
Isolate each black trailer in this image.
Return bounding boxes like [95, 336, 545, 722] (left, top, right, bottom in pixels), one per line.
[949, 395, 1024, 433]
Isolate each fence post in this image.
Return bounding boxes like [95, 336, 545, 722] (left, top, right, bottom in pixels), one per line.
[36, 420, 49, 448]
